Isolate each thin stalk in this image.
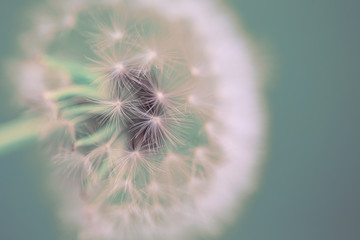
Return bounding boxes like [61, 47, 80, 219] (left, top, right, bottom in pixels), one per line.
[42, 55, 97, 85]
[0, 116, 43, 155]
[44, 85, 102, 101]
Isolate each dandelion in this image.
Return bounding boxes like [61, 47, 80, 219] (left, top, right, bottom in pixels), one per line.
[2, 0, 265, 239]
[90, 48, 143, 94]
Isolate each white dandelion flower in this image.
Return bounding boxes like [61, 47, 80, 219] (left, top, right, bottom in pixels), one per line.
[10, 0, 266, 239]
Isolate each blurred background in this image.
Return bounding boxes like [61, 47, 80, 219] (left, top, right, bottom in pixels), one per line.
[0, 0, 359, 239]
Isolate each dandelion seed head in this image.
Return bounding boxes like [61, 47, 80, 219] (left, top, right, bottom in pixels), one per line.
[190, 67, 200, 76]
[156, 91, 164, 101]
[187, 94, 196, 104]
[151, 116, 161, 125]
[13, 0, 265, 239]
[62, 14, 77, 29]
[109, 31, 123, 41]
[145, 49, 157, 63]
[114, 62, 124, 72]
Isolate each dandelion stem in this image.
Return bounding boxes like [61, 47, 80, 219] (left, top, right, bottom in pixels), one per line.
[0, 116, 42, 155]
[62, 104, 104, 119]
[44, 85, 102, 101]
[75, 124, 117, 148]
[42, 55, 97, 85]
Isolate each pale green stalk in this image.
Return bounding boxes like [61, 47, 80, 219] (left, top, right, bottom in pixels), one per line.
[0, 116, 43, 155]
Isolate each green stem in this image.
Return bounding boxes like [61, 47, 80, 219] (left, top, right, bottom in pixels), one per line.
[0, 116, 42, 155]
[75, 124, 116, 148]
[42, 55, 97, 85]
[44, 85, 102, 101]
[61, 104, 104, 119]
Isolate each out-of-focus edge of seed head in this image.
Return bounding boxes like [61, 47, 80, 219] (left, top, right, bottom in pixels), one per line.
[145, 0, 267, 236]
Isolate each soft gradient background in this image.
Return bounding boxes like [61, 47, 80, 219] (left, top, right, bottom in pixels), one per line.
[0, 0, 359, 239]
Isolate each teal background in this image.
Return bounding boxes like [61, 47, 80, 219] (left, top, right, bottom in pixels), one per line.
[1, 0, 359, 239]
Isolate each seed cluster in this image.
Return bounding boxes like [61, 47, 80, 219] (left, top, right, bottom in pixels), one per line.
[32, 7, 223, 236]
[12, 0, 264, 239]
